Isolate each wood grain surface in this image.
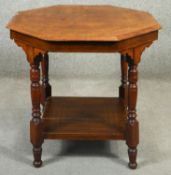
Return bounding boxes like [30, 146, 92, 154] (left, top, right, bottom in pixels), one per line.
[7, 5, 161, 168]
[7, 5, 160, 41]
[42, 97, 127, 140]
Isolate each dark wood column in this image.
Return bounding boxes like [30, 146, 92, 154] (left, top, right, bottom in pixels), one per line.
[126, 58, 139, 169]
[119, 54, 128, 107]
[30, 55, 44, 167]
[41, 53, 51, 106]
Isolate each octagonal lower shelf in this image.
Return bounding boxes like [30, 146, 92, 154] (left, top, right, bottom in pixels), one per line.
[42, 97, 127, 140]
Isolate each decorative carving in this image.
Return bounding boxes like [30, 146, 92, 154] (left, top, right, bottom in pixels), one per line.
[14, 39, 46, 64]
[10, 21, 157, 169]
[12, 37, 46, 167]
[30, 56, 44, 167]
[126, 59, 139, 169]
[120, 42, 153, 64]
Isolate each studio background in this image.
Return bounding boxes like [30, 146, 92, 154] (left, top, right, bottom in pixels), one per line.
[0, 1, 171, 175]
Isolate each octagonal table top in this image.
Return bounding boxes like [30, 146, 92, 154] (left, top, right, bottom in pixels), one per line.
[7, 5, 161, 42]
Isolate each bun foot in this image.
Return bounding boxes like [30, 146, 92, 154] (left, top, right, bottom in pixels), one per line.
[32, 146, 43, 168]
[127, 147, 138, 169]
[128, 162, 137, 169]
[33, 160, 43, 168]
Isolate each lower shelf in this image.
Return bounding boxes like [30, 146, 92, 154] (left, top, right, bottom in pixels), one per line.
[42, 97, 127, 140]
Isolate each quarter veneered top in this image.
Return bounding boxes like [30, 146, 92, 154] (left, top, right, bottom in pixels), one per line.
[7, 5, 160, 42]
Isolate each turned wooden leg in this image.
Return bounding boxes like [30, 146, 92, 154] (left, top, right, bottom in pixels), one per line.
[126, 58, 139, 169]
[30, 56, 44, 167]
[119, 55, 128, 106]
[41, 53, 51, 106]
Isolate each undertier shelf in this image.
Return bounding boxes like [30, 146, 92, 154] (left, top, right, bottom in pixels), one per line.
[42, 97, 127, 140]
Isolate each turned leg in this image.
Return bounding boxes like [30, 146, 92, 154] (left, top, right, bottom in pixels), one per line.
[126, 58, 139, 169]
[41, 53, 51, 106]
[119, 55, 128, 106]
[30, 56, 44, 167]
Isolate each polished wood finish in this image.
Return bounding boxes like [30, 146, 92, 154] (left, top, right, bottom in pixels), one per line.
[7, 5, 160, 41]
[41, 53, 51, 106]
[119, 55, 128, 106]
[126, 57, 139, 169]
[30, 55, 43, 167]
[10, 30, 158, 53]
[42, 97, 126, 140]
[7, 5, 160, 169]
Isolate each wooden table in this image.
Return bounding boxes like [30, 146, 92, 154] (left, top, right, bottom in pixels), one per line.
[7, 5, 160, 169]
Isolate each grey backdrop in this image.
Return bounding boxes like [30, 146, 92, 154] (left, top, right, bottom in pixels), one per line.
[0, 1, 171, 175]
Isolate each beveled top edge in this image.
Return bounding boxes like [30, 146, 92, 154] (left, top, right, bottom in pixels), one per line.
[7, 5, 161, 42]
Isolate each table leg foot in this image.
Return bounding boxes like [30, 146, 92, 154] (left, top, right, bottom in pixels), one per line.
[128, 147, 137, 169]
[33, 147, 43, 168]
[128, 162, 137, 169]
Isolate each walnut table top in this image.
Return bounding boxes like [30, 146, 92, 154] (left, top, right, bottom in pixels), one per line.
[7, 5, 160, 42]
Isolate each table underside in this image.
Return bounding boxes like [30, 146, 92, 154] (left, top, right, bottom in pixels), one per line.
[42, 97, 127, 140]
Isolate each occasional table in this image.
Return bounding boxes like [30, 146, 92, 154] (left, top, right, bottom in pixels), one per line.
[7, 5, 160, 169]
